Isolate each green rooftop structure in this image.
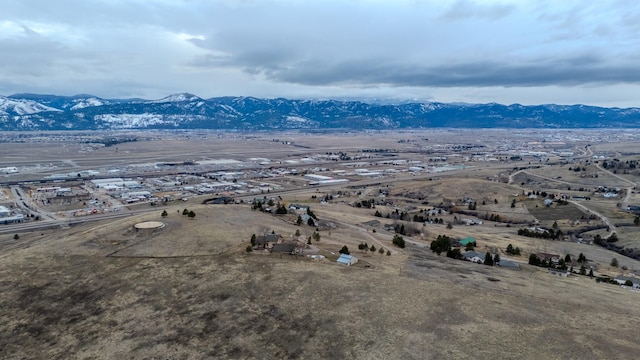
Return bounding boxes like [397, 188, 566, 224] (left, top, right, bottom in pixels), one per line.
[459, 237, 477, 246]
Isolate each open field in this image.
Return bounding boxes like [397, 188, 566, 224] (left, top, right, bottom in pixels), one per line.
[526, 202, 588, 221]
[3, 130, 640, 358]
[2, 203, 640, 359]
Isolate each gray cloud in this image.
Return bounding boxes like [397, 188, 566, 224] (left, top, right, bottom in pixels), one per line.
[251, 55, 640, 88]
[1, 0, 640, 106]
[441, 0, 515, 20]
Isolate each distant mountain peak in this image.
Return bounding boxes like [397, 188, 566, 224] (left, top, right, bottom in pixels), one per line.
[1, 93, 640, 131]
[150, 93, 202, 103]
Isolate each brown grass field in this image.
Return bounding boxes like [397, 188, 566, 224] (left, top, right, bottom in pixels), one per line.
[2, 130, 640, 359]
[2, 202, 640, 359]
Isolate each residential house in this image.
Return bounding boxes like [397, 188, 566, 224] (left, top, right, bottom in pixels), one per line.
[547, 268, 569, 277]
[255, 233, 281, 250]
[537, 252, 561, 265]
[458, 237, 477, 247]
[272, 241, 298, 255]
[289, 204, 309, 212]
[463, 250, 485, 264]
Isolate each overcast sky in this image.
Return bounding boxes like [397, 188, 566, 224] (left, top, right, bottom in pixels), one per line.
[1, 0, 639, 107]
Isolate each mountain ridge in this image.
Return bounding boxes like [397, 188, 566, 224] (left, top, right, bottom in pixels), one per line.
[1, 93, 639, 131]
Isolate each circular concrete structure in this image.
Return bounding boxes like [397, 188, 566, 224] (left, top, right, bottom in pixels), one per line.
[134, 221, 165, 230]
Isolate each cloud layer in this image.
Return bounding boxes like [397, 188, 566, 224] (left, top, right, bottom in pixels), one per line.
[1, 0, 639, 106]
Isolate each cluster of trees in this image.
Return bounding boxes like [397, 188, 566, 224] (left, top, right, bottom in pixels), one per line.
[601, 159, 638, 171]
[309, 231, 321, 243]
[505, 243, 522, 256]
[528, 254, 554, 267]
[251, 200, 264, 210]
[274, 204, 288, 214]
[430, 235, 451, 255]
[483, 252, 499, 266]
[446, 248, 462, 259]
[528, 252, 592, 275]
[392, 234, 406, 248]
[362, 148, 392, 153]
[181, 208, 196, 218]
[357, 242, 392, 256]
[355, 199, 376, 208]
[592, 233, 640, 261]
[594, 233, 618, 245]
[296, 207, 319, 226]
[517, 227, 563, 240]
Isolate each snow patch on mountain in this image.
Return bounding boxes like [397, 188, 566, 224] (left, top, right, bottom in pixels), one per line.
[94, 114, 166, 129]
[70, 97, 108, 110]
[149, 93, 201, 103]
[286, 116, 311, 123]
[0, 96, 61, 115]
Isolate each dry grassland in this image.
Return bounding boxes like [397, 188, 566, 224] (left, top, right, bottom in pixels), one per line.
[2, 202, 640, 359]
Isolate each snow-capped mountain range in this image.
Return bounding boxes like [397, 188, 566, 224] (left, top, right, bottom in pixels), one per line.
[1, 93, 639, 131]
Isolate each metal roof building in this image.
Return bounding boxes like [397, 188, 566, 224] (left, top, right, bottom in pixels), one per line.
[336, 254, 358, 266]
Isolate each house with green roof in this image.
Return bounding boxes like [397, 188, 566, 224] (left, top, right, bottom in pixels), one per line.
[458, 237, 477, 247]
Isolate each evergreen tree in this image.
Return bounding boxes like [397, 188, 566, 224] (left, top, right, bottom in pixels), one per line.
[339, 245, 350, 255]
[578, 253, 586, 263]
[493, 253, 500, 264]
[161, 210, 168, 217]
[528, 253, 540, 266]
[392, 234, 406, 248]
[484, 252, 494, 266]
[250, 234, 257, 246]
[579, 265, 586, 275]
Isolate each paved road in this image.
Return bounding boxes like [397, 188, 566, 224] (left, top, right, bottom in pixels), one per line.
[0, 207, 158, 235]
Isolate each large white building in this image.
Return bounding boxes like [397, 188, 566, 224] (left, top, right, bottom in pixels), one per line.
[0, 205, 10, 217]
